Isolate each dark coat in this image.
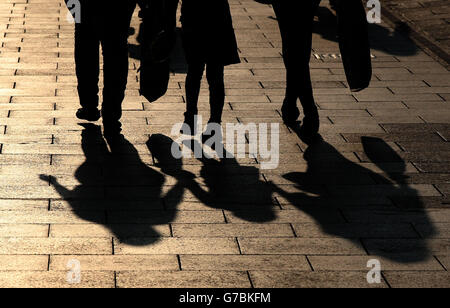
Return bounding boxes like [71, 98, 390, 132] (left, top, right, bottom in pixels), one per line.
[181, 0, 240, 66]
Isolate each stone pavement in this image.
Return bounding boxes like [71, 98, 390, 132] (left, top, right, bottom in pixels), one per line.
[382, 0, 450, 67]
[0, 0, 449, 288]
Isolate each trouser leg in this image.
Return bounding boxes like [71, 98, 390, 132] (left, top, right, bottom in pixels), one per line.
[74, 23, 100, 109]
[205, 63, 225, 124]
[273, 1, 317, 114]
[100, 1, 136, 134]
[185, 62, 206, 116]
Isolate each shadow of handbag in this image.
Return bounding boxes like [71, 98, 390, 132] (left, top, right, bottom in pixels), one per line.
[139, 0, 178, 102]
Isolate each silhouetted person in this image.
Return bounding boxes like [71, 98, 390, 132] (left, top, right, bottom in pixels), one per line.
[180, 0, 240, 138]
[40, 124, 185, 245]
[65, 0, 137, 141]
[271, 1, 320, 139]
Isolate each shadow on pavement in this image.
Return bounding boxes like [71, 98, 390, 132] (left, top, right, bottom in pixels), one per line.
[148, 135, 277, 223]
[313, 6, 419, 57]
[40, 124, 181, 246]
[272, 132, 436, 263]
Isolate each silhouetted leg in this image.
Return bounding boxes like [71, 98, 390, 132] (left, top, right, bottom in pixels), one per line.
[185, 62, 206, 116]
[206, 63, 225, 124]
[314, 0, 322, 12]
[273, 2, 318, 125]
[101, 2, 136, 136]
[74, 23, 100, 110]
[329, 0, 338, 10]
[101, 37, 128, 135]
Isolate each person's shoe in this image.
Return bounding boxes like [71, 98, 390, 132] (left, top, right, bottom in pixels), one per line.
[180, 113, 197, 136]
[281, 104, 300, 127]
[104, 131, 125, 153]
[76, 108, 101, 122]
[299, 109, 320, 143]
[103, 120, 122, 147]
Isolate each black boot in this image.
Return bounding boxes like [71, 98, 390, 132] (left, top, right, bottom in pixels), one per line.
[103, 119, 123, 147]
[76, 108, 101, 122]
[281, 100, 300, 127]
[299, 108, 320, 143]
[180, 113, 197, 136]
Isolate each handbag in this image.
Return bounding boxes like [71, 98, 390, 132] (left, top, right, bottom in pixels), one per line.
[335, 0, 372, 92]
[138, 0, 178, 102]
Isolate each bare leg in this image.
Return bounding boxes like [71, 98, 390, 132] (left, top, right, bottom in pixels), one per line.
[205, 63, 225, 124]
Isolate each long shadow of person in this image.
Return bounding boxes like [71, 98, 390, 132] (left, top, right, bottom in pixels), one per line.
[146, 134, 196, 207]
[40, 124, 181, 246]
[271, 136, 436, 263]
[313, 5, 418, 57]
[188, 139, 277, 223]
[148, 136, 277, 223]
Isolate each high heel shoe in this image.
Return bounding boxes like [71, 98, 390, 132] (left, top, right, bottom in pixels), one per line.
[180, 113, 197, 136]
[299, 109, 320, 143]
[281, 104, 300, 127]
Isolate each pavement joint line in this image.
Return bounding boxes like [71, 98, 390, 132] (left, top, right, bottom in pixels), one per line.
[359, 239, 371, 256]
[436, 131, 447, 142]
[177, 255, 182, 271]
[409, 223, 423, 239]
[338, 208, 349, 223]
[433, 184, 446, 198]
[437, 93, 447, 101]
[305, 255, 315, 272]
[418, 115, 427, 124]
[401, 101, 410, 109]
[236, 237, 243, 255]
[289, 224, 298, 238]
[423, 80, 432, 88]
[381, 272, 392, 288]
[434, 256, 448, 272]
[223, 210, 229, 224]
[246, 271, 255, 288]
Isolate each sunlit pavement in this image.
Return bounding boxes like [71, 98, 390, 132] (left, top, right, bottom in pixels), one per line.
[0, 0, 448, 288]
